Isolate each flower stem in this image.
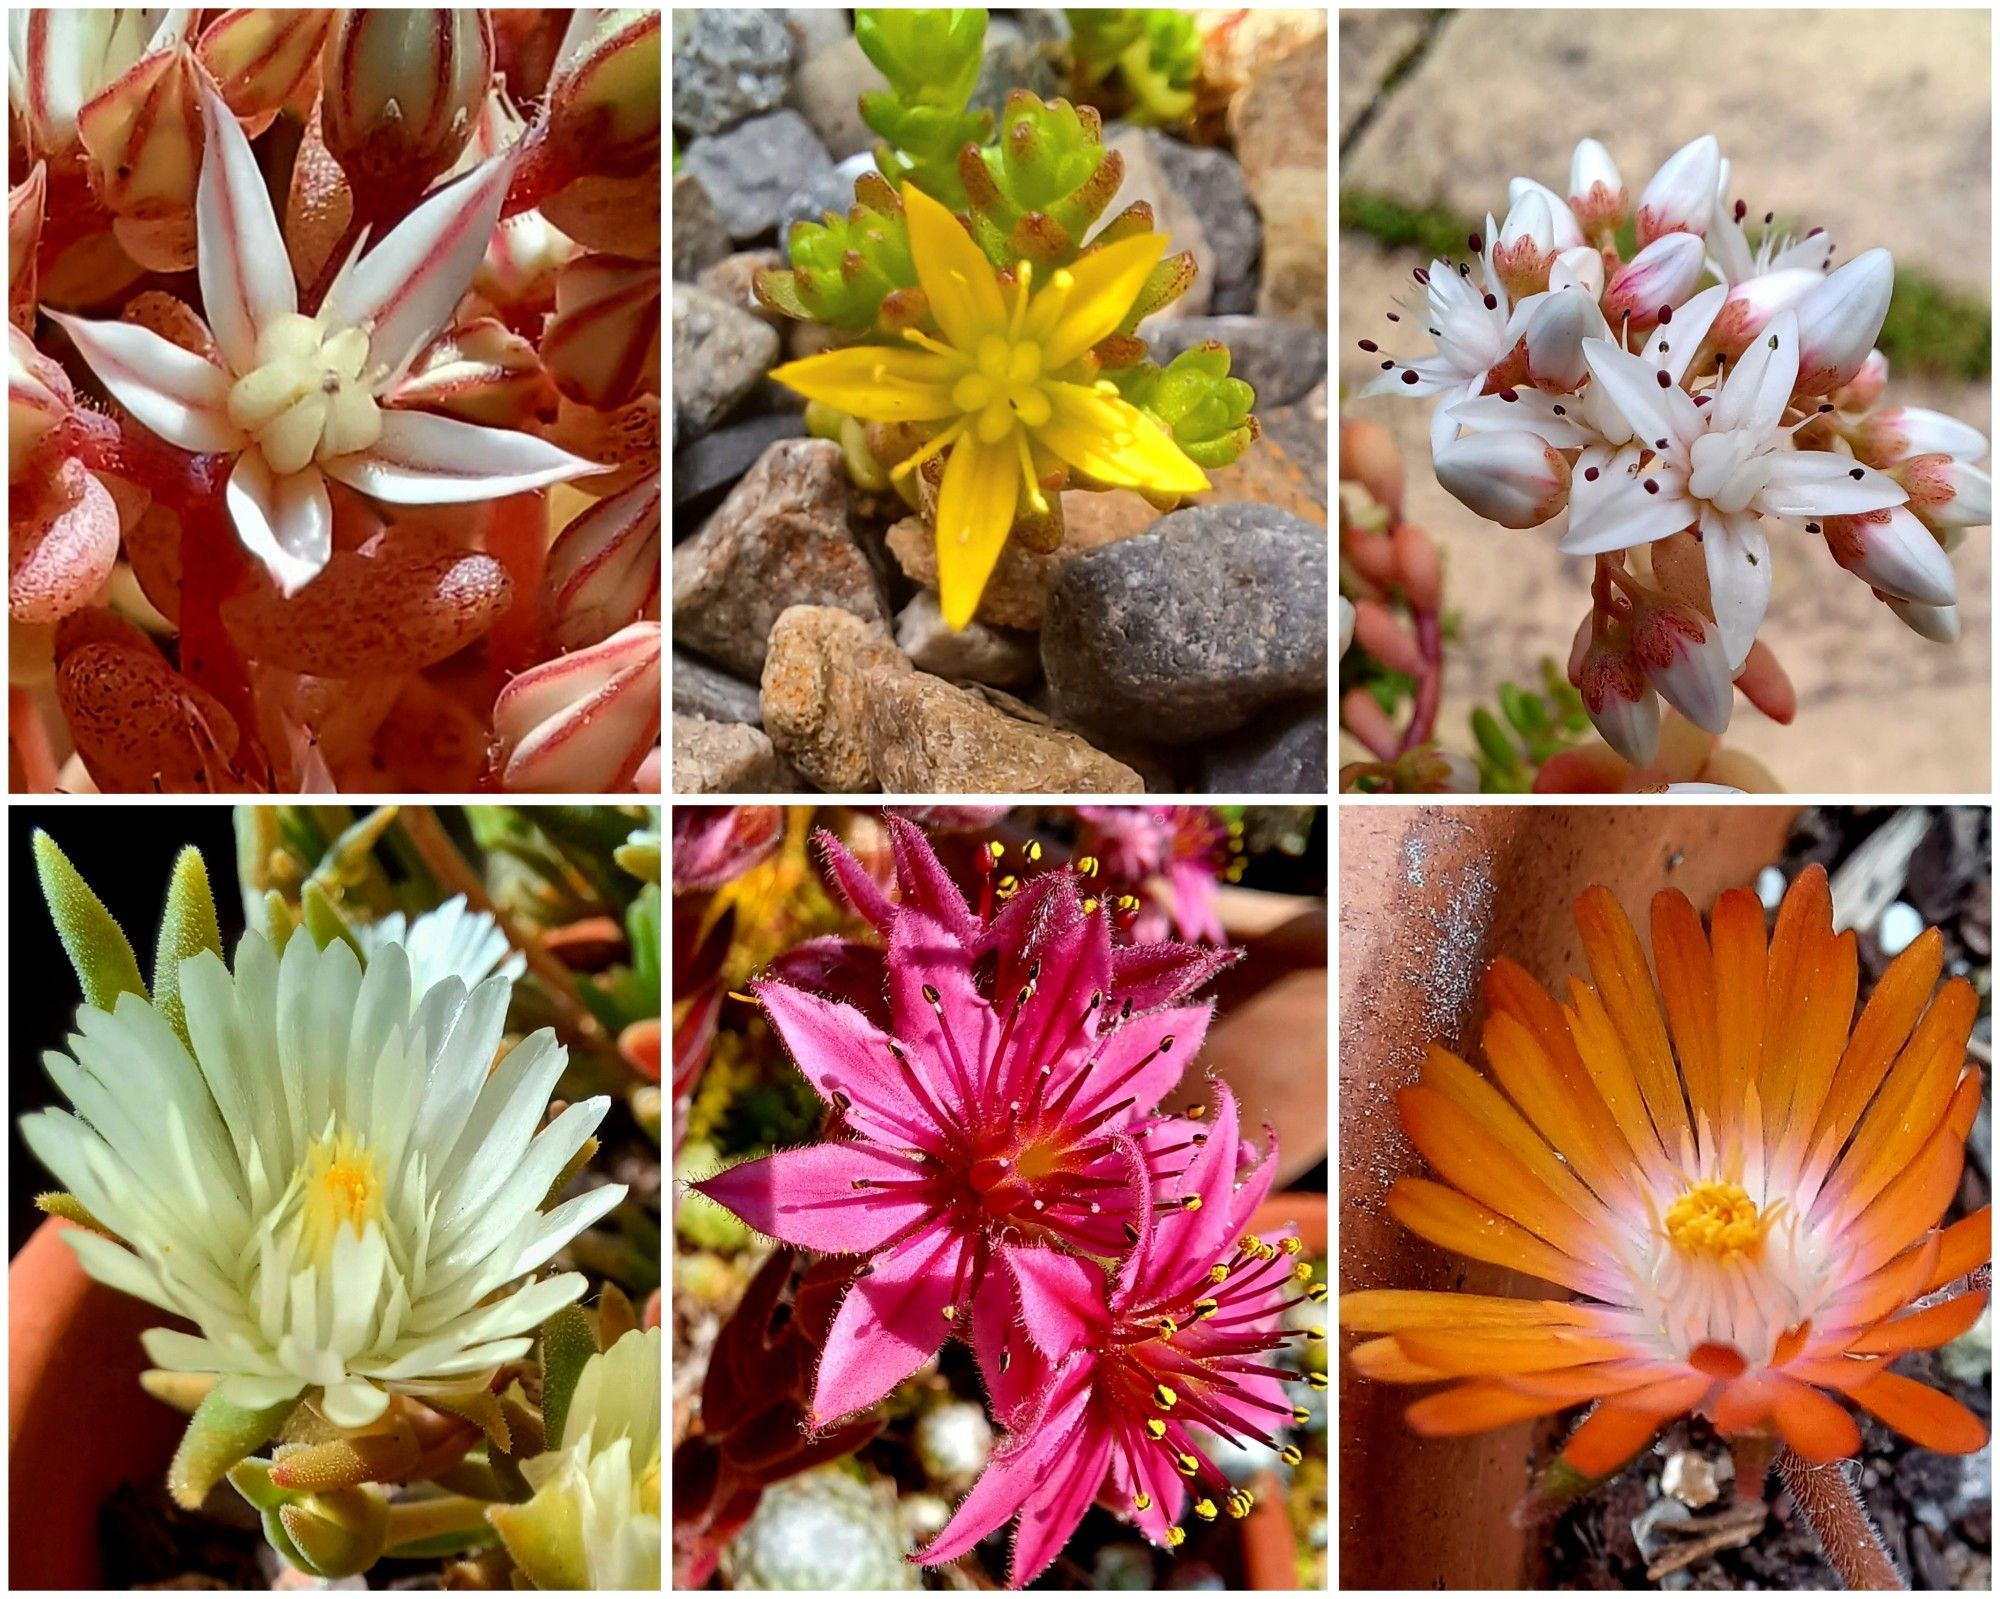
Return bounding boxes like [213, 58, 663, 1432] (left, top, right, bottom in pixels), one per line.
[10, 689, 60, 791]
[177, 488, 256, 745]
[1777, 1448, 1904, 1590]
[485, 491, 549, 679]
[1395, 607, 1444, 755]
[383, 1491, 495, 1552]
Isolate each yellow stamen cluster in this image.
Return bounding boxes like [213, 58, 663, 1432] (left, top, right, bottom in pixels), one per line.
[1664, 1179, 1768, 1259]
[227, 312, 383, 474]
[298, 1126, 383, 1268]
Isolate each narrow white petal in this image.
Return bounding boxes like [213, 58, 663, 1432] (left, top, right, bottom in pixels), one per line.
[44, 311, 243, 453]
[1713, 310, 1800, 435]
[324, 409, 607, 504]
[320, 1377, 391, 1427]
[226, 453, 332, 596]
[194, 77, 295, 374]
[1752, 451, 1907, 518]
[1703, 509, 1772, 670]
[1581, 338, 1680, 446]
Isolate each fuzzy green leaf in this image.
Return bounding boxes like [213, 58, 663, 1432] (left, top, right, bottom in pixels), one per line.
[35, 1190, 122, 1243]
[152, 846, 224, 1053]
[33, 831, 147, 1011]
[175, 1392, 299, 1511]
[539, 1303, 598, 1452]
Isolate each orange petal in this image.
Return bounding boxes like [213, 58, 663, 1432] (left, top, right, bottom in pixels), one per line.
[1574, 885, 1690, 1154]
[1651, 889, 1721, 1131]
[1770, 930, 1857, 1184]
[1759, 863, 1834, 1144]
[1482, 1009, 1640, 1213]
[1405, 1381, 1582, 1436]
[1711, 1373, 1780, 1433]
[1813, 926, 1943, 1155]
[1394, 1327, 1634, 1377]
[1846, 1371, 1988, 1453]
[1923, 1205, 1993, 1293]
[1339, 1290, 1605, 1334]
[1348, 1336, 1448, 1383]
[1560, 1374, 1709, 1477]
[1839, 1081, 1975, 1279]
[1564, 978, 1674, 1180]
[1709, 886, 1768, 1093]
[1845, 1290, 1988, 1355]
[1782, 1354, 1888, 1394]
[1821, 1234, 1942, 1333]
[1769, 1376, 1861, 1461]
[1385, 1177, 1612, 1298]
[1499, 1362, 1677, 1401]
[1688, 1341, 1748, 1378]
[1418, 1045, 1615, 1231]
[1397, 1084, 1600, 1255]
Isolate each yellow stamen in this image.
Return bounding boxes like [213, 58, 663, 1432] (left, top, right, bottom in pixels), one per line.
[1165, 1526, 1186, 1547]
[1133, 1492, 1152, 1512]
[1664, 1179, 1768, 1259]
[1145, 1417, 1167, 1440]
[1194, 1498, 1217, 1521]
[298, 1128, 382, 1268]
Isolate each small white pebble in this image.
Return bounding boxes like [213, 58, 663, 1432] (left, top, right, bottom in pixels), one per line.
[1878, 901, 1923, 957]
[1755, 866, 1786, 911]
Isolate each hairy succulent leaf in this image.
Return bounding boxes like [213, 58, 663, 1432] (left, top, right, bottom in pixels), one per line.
[173, 1390, 299, 1511]
[33, 830, 147, 1011]
[152, 845, 225, 1053]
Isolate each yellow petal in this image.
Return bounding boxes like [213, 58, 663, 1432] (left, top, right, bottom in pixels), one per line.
[902, 183, 1007, 351]
[1038, 382, 1208, 495]
[767, 344, 962, 422]
[1035, 232, 1168, 368]
[934, 433, 1020, 630]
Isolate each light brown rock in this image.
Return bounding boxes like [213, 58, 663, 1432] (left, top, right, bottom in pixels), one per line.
[760, 604, 909, 792]
[787, 33, 885, 159]
[894, 592, 1040, 685]
[1337, 12, 1430, 142]
[1254, 165, 1327, 331]
[1232, 34, 1328, 191]
[864, 671, 1143, 793]
[672, 715, 794, 793]
[885, 490, 1161, 629]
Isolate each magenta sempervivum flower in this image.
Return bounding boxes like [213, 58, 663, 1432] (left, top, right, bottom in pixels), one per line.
[917, 1086, 1321, 1585]
[1077, 806, 1244, 945]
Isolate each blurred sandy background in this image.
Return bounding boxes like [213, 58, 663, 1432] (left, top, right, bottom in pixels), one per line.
[1339, 8, 1992, 793]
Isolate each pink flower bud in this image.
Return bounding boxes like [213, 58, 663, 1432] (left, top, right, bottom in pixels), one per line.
[1889, 453, 1991, 532]
[541, 254, 661, 409]
[1432, 430, 1571, 529]
[1602, 233, 1706, 324]
[388, 318, 556, 428]
[1704, 267, 1822, 358]
[75, 42, 202, 272]
[543, 9, 661, 179]
[1491, 188, 1558, 300]
[195, 9, 335, 137]
[1636, 134, 1720, 247]
[1506, 177, 1586, 250]
[1579, 631, 1662, 766]
[1567, 138, 1627, 236]
[1792, 249, 1893, 395]
[11, 10, 194, 163]
[1821, 506, 1957, 606]
[494, 620, 661, 791]
[543, 470, 661, 650]
[1550, 244, 1605, 301]
[1888, 597, 1960, 644]
[1628, 594, 1734, 735]
[1851, 406, 1989, 468]
[322, 9, 495, 192]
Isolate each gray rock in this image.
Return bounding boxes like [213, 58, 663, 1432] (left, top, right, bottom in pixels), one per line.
[1143, 316, 1329, 408]
[1146, 134, 1260, 292]
[671, 716, 794, 793]
[671, 9, 793, 138]
[761, 605, 910, 792]
[1201, 702, 1328, 792]
[780, 8, 850, 58]
[970, 17, 1065, 119]
[894, 592, 1041, 686]
[1256, 380, 1330, 506]
[673, 411, 810, 512]
[671, 283, 779, 439]
[695, 249, 785, 324]
[672, 171, 731, 281]
[788, 33, 886, 160]
[673, 438, 887, 678]
[864, 670, 1143, 794]
[682, 110, 832, 242]
[673, 650, 763, 726]
[1103, 129, 1211, 317]
[782, 152, 877, 253]
[1041, 503, 1329, 743]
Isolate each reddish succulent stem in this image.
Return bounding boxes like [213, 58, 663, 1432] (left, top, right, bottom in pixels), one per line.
[176, 490, 256, 739]
[10, 688, 61, 792]
[1777, 1448, 1904, 1590]
[1396, 607, 1444, 755]
[484, 490, 548, 678]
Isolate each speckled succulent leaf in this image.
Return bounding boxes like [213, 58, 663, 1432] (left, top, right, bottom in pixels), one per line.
[33, 829, 147, 1011]
[758, 179, 922, 334]
[151, 844, 225, 1053]
[539, 1302, 598, 1454]
[963, 93, 1123, 269]
[1114, 346, 1259, 469]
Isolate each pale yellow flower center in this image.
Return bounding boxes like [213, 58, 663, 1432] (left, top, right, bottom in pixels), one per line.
[1663, 1179, 1765, 1260]
[299, 1126, 384, 1267]
[950, 332, 1054, 441]
[226, 312, 384, 476]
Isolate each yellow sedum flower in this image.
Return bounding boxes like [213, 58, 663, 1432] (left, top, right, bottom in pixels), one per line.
[769, 184, 1208, 628]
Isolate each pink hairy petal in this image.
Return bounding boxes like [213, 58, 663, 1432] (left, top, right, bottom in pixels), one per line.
[691, 1142, 937, 1254]
[1001, 907, 1112, 1096]
[1110, 940, 1244, 1011]
[1120, 1086, 1244, 1310]
[1167, 860, 1226, 944]
[814, 827, 897, 932]
[10, 457, 120, 624]
[1071, 1001, 1211, 1129]
[755, 980, 935, 1141]
[918, 1355, 1098, 1567]
[1011, 1409, 1117, 1587]
[194, 75, 296, 373]
[324, 409, 607, 504]
[811, 1225, 970, 1424]
[885, 812, 982, 945]
[973, 1262, 1052, 1427]
[1000, 1242, 1111, 1361]
[887, 912, 999, 1114]
[220, 541, 511, 677]
[44, 309, 243, 455]
[759, 937, 890, 1030]
[323, 149, 517, 383]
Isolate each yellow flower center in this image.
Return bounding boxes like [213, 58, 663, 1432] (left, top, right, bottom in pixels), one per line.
[299, 1127, 384, 1267]
[1663, 1179, 1765, 1260]
[226, 312, 384, 476]
[950, 332, 1054, 440]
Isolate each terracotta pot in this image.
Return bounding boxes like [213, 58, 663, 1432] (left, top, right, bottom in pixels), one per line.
[1337, 803, 1800, 1590]
[1204, 888, 1329, 1186]
[1237, 1191, 1329, 1591]
[10, 1217, 190, 1589]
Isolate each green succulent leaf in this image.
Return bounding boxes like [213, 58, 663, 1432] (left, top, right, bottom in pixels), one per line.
[34, 1190, 122, 1243]
[760, 174, 924, 334]
[152, 846, 224, 1054]
[1113, 345, 1257, 469]
[855, 9, 990, 206]
[1067, 9, 1199, 126]
[33, 830, 147, 1012]
[539, 1302, 598, 1453]
[174, 1391, 299, 1511]
[963, 92, 1124, 268]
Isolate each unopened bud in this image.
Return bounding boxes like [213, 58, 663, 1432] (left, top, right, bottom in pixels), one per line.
[1890, 452, 1992, 533]
[494, 620, 660, 791]
[322, 9, 494, 192]
[543, 9, 662, 178]
[1567, 137, 1627, 236]
[1628, 593, 1733, 734]
[1433, 430, 1571, 529]
[1821, 506, 1957, 606]
[1793, 249, 1893, 396]
[1886, 597, 1960, 644]
[1550, 244, 1605, 301]
[1829, 348, 1889, 411]
[1850, 406, 1989, 469]
[543, 470, 661, 650]
[1636, 134, 1720, 246]
[1704, 268, 1821, 359]
[75, 43, 202, 271]
[196, 9, 334, 137]
[1579, 629, 1662, 767]
[387, 318, 555, 429]
[1602, 233, 1705, 324]
[1492, 188, 1558, 300]
[541, 255, 661, 409]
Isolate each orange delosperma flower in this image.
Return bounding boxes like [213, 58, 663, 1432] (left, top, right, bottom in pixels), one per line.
[1341, 864, 1990, 1484]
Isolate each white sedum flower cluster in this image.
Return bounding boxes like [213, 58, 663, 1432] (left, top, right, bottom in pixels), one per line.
[22, 908, 625, 1429]
[1359, 134, 1991, 765]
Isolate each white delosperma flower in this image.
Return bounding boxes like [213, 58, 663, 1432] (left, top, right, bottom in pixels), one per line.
[354, 895, 526, 995]
[1563, 310, 1906, 666]
[21, 929, 626, 1428]
[45, 77, 604, 595]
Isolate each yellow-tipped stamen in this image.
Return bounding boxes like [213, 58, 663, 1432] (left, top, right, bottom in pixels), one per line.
[1133, 1492, 1152, 1513]
[1281, 1444, 1303, 1466]
[1145, 1417, 1167, 1440]
[1175, 1452, 1199, 1477]
[1154, 1384, 1178, 1410]
[1165, 1525, 1186, 1548]
[1194, 1498, 1217, 1522]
